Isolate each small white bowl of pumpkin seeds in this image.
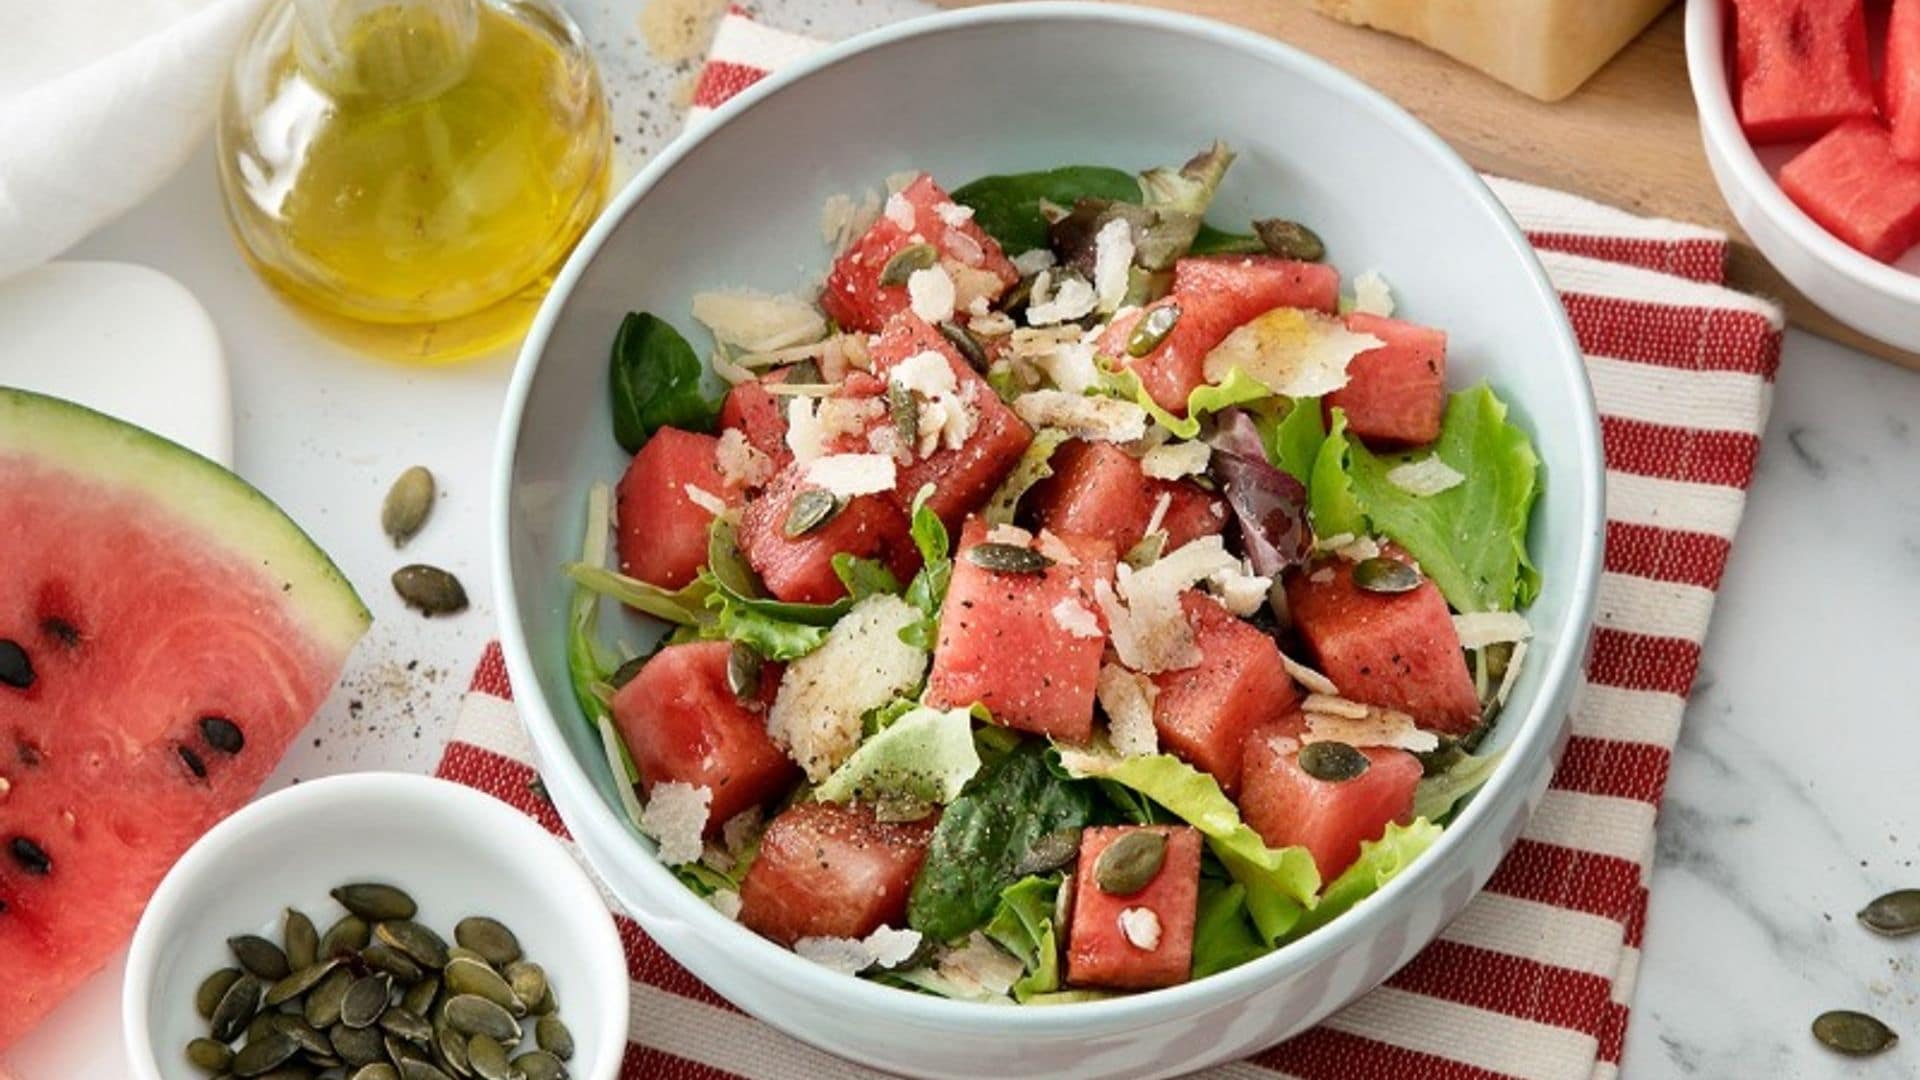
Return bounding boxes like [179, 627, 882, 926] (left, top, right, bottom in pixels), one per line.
[123, 772, 629, 1080]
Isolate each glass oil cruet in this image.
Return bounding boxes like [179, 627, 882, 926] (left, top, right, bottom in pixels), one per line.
[217, 0, 613, 362]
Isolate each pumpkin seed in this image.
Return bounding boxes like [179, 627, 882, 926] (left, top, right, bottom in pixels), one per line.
[1858, 889, 1920, 937]
[879, 242, 939, 287]
[433, 1018, 472, 1077]
[331, 1022, 386, 1067]
[375, 920, 451, 970]
[443, 957, 520, 1014]
[512, 1051, 568, 1080]
[444, 994, 521, 1043]
[231, 1030, 300, 1076]
[339, 974, 393, 1029]
[786, 358, 824, 385]
[1012, 827, 1082, 877]
[332, 884, 417, 923]
[197, 967, 244, 1019]
[1813, 1009, 1898, 1056]
[401, 974, 441, 1018]
[265, 958, 341, 1006]
[399, 1062, 455, 1080]
[391, 565, 468, 617]
[888, 381, 919, 448]
[320, 914, 372, 958]
[464, 1034, 513, 1080]
[387, 1030, 433, 1065]
[529, 985, 557, 1017]
[1126, 302, 1181, 357]
[0, 639, 33, 689]
[938, 321, 988, 370]
[246, 1013, 281, 1043]
[382, 467, 437, 547]
[362, 942, 425, 983]
[254, 1068, 316, 1080]
[444, 945, 488, 967]
[350, 1067, 401, 1080]
[282, 908, 319, 970]
[228, 934, 292, 981]
[607, 654, 647, 690]
[186, 1037, 235, 1073]
[304, 967, 355, 1028]
[782, 488, 841, 538]
[379, 1006, 434, 1045]
[964, 542, 1054, 575]
[269, 1013, 333, 1057]
[211, 972, 265, 1042]
[534, 1015, 574, 1061]
[1352, 557, 1422, 595]
[502, 962, 546, 1013]
[1252, 218, 1326, 262]
[725, 642, 762, 701]
[1092, 830, 1168, 895]
[1300, 740, 1371, 782]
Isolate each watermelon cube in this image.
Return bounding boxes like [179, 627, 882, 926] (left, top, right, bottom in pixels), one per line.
[720, 377, 791, 463]
[821, 174, 1020, 333]
[1323, 313, 1447, 447]
[1284, 557, 1481, 735]
[1028, 440, 1227, 556]
[737, 463, 916, 604]
[863, 313, 1034, 526]
[1065, 826, 1202, 991]
[1098, 256, 1340, 414]
[1240, 723, 1422, 881]
[1732, 0, 1876, 144]
[610, 641, 799, 831]
[1890, 0, 1920, 162]
[616, 427, 738, 592]
[738, 801, 937, 946]
[1150, 593, 1300, 795]
[924, 520, 1115, 742]
[1780, 119, 1920, 262]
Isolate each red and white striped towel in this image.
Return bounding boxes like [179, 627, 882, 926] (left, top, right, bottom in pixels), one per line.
[434, 11, 1784, 1078]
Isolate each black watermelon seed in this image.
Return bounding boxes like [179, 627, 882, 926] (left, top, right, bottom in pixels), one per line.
[200, 716, 245, 755]
[0, 898, 8, 914]
[0, 641, 32, 690]
[14, 738, 41, 767]
[10, 837, 50, 875]
[177, 745, 208, 780]
[39, 618, 80, 649]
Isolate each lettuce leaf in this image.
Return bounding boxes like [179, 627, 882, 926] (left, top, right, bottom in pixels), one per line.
[1104, 364, 1273, 441]
[900, 489, 952, 649]
[1307, 408, 1367, 539]
[982, 875, 1064, 1001]
[1280, 819, 1442, 943]
[1259, 396, 1327, 487]
[1191, 879, 1271, 979]
[1413, 749, 1507, 824]
[814, 705, 983, 817]
[983, 428, 1071, 526]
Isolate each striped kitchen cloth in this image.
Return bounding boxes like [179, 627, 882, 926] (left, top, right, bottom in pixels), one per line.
[434, 10, 1784, 1078]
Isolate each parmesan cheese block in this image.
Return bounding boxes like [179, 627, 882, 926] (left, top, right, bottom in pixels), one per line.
[1312, 0, 1674, 102]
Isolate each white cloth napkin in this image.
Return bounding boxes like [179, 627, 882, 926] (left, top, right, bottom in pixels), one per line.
[0, 0, 266, 281]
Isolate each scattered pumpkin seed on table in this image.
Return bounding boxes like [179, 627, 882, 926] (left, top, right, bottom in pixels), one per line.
[1813, 1009, 1898, 1056]
[382, 466, 436, 547]
[391, 564, 468, 616]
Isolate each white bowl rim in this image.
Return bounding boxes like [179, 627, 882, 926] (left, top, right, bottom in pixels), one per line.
[492, 0, 1605, 1035]
[1685, 0, 1920, 303]
[119, 771, 630, 1078]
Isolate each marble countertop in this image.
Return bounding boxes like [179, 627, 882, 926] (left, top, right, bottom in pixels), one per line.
[9, 0, 1920, 1076]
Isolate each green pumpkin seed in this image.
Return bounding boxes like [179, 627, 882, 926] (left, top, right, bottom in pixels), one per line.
[350, 1066, 401, 1080]
[186, 1037, 235, 1073]
[269, 1013, 333, 1057]
[319, 914, 372, 958]
[265, 958, 342, 1006]
[443, 994, 521, 1043]
[1352, 557, 1422, 595]
[1252, 218, 1326, 262]
[211, 972, 265, 1043]
[1813, 1009, 1898, 1056]
[282, 908, 319, 970]
[879, 243, 939, 287]
[464, 1034, 513, 1080]
[501, 962, 546, 1013]
[1012, 827, 1082, 877]
[533, 1015, 574, 1061]
[964, 542, 1054, 575]
[442, 957, 520, 1014]
[786, 358, 824, 385]
[331, 1022, 386, 1067]
[1125, 302, 1181, 358]
[607, 654, 647, 691]
[401, 974, 441, 1018]
[231, 1030, 300, 1076]
[391, 565, 468, 617]
[1858, 889, 1920, 937]
[229, 934, 293, 981]
[379, 1006, 434, 1045]
[938, 321, 988, 370]
[399, 1062, 455, 1080]
[433, 1018, 472, 1077]
[362, 942, 425, 983]
[725, 642, 762, 701]
[386, 1032, 431, 1068]
[1300, 740, 1371, 782]
[375, 920, 451, 970]
[1092, 830, 1168, 895]
[339, 974, 393, 1029]
[782, 488, 841, 539]
[529, 985, 557, 1017]
[304, 967, 355, 1028]
[253, 1067, 316, 1080]
[331, 883, 417, 922]
[452, 918, 521, 968]
[512, 1050, 568, 1080]
[196, 967, 244, 1019]
[382, 467, 437, 547]
[888, 381, 919, 448]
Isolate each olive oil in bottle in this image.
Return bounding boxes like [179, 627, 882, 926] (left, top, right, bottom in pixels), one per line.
[217, 0, 612, 362]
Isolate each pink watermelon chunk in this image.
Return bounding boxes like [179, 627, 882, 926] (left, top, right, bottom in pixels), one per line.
[736, 463, 917, 604]
[1027, 440, 1226, 556]
[738, 802, 937, 946]
[1150, 593, 1299, 795]
[1732, 0, 1876, 145]
[0, 390, 368, 1049]
[615, 427, 738, 592]
[719, 370, 794, 464]
[1324, 313, 1448, 447]
[1065, 825, 1202, 990]
[1779, 118, 1920, 262]
[1890, 0, 1920, 162]
[820, 174, 1020, 333]
[1240, 722, 1422, 881]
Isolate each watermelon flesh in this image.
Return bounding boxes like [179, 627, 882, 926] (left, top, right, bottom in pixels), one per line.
[1149, 592, 1298, 796]
[719, 372, 793, 464]
[1890, 0, 1920, 162]
[1027, 440, 1226, 556]
[821, 174, 1019, 333]
[1324, 313, 1448, 447]
[615, 427, 737, 591]
[1240, 723, 1422, 881]
[736, 463, 917, 604]
[1732, 0, 1876, 144]
[1780, 118, 1920, 262]
[738, 801, 937, 945]
[1065, 825, 1202, 990]
[0, 390, 368, 1049]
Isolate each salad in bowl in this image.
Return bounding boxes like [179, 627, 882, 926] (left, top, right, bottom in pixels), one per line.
[561, 142, 1540, 1004]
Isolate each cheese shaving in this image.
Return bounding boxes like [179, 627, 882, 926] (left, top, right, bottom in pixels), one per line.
[1143, 492, 1173, 539]
[1141, 440, 1211, 480]
[935, 201, 975, 228]
[1092, 216, 1135, 313]
[1097, 664, 1159, 757]
[1034, 529, 1080, 566]
[1011, 248, 1057, 277]
[1011, 390, 1149, 443]
[1201, 307, 1382, 397]
[768, 595, 928, 781]
[1098, 536, 1244, 673]
[1452, 611, 1533, 649]
[692, 289, 828, 353]
[1281, 653, 1340, 696]
[1051, 596, 1104, 640]
[1352, 269, 1395, 317]
[784, 397, 826, 465]
[682, 484, 728, 516]
[707, 890, 743, 920]
[715, 428, 775, 490]
[1025, 270, 1098, 326]
[1118, 907, 1163, 950]
[883, 192, 916, 230]
[638, 782, 710, 866]
[1302, 707, 1439, 753]
[1206, 559, 1272, 617]
[986, 523, 1034, 547]
[1386, 456, 1467, 497]
[1495, 640, 1530, 707]
[1300, 693, 1371, 719]
[908, 265, 957, 324]
[936, 932, 1023, 996]
[803, 453, 897, 498]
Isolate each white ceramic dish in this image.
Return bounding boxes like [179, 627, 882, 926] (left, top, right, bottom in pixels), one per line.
[1686, 0, 1920, 353]
[122, 772, 629, 1080]
[492, 5, 1605, 1078]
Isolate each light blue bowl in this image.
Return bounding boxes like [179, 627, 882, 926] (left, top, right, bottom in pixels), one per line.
[493, 5, 1603, 1077]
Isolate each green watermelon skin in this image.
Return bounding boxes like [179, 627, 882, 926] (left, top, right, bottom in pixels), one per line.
[0, 389, 368, 1049]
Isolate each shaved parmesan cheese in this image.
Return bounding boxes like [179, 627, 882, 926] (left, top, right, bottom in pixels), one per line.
[818, 396, 885, 438]
[1386, 456, 1466, 497]
[935, 201, 975, 228]
[1201, 308, 1383, 397]
[950, 263, 1002, 309]
[1034, 529, 1080, 566]
[683, 484, 728, 516]
[1051, 597, 1103, 640]
[762, 383, 837, 398]
[1452, 611, 1532, 649]
[1352, 269, 1395, 317]
[986, 523, 1034, 547]
[721, 807, 764, 857]
[1495, 640, 1529, 706]
[1309, 567, 1336, 584]
[1099, 536, 1244, 673]
[1281, 653, 1339, 696]
[937, 932, 1023, 996]
[1303, 707, 1439, 753]
[822, 190, 882, 254]
[1118, 907, 1162, 950]
[693, 289, 829, 353]
[970, 310, 1017, 337]
[1023, 337, 1101, 395]
[804, 454, 897, 498]
[864, 926, 925, 969]
[1324, 534, 1382, 562]
[784, 397, 826, 465]
[1025, 270, 1098, 326]
[1012, 390, 1149, 443]
[711, 349, 756, 386]
[1098, 664, 1159, 757]
[889, 349, 959, 398]
[716, 428, 775, 490]
[1141, 440, 1210, 480]
[707, 890, 743, 920]
[908, 265, 957, 324]
[768, 595, 928, 781]
[883, 191, 915, 230]
[1092, 217, 1135, 313]
[638, 782, 710, 866]
[1301, 693, 1371, 719]
[1143, 492, 1173, 539]
[795, 936, 875, 975]
[1206, 559, 1272, 617]
[1011, 248, 1057, 277]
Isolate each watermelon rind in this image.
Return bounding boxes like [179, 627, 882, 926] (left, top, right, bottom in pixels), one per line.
[0, 387, 371, 654]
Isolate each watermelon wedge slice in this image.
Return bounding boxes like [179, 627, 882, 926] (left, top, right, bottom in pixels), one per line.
[0, 389, 369, 1049]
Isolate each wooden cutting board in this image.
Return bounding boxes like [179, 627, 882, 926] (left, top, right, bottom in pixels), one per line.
[938, 0, 1920, 371]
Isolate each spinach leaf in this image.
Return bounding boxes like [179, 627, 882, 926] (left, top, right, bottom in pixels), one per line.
[694, 518, 848, 659]
[983, 875, 1065, 1001]
[899, 490, 952, 650]
[832, 553, 903, 601]
[609, 312, 721, 453]
[1189, 224, 1265, 255]
[907, 742, 1097, 942]
[950, 166, 1140, 254]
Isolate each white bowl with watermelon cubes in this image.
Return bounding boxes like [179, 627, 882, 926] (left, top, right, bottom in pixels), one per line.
[491, 4, 1605, 1077]
[1688, 0, 1920, 352]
